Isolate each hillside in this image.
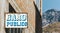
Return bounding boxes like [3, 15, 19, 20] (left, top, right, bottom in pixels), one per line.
[43, 22, 60, 33]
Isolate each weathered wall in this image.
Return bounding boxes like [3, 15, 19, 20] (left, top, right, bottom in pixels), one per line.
[0, 0, 36, 33]
[15, 0, 35, 33]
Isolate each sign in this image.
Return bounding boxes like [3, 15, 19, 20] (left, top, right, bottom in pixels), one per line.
[5, 13, 28, 28]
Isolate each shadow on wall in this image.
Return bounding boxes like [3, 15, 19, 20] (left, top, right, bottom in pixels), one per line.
[33, 1, 42, 33]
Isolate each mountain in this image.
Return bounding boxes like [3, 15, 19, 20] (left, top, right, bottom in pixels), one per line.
[42, 9, 60, 27]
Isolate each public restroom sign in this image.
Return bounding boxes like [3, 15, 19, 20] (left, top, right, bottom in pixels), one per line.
[5, 13, 28, 28]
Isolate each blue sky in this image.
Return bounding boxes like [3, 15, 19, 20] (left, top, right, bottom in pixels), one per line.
[43, 0, 60, 13]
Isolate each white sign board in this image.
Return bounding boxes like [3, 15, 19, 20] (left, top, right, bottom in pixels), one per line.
[5, 13, 28, 28]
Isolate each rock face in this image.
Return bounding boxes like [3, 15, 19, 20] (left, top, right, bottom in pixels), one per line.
[42, 9, 60, 27]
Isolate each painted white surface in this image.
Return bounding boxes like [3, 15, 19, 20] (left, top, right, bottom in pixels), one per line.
[35, 0, 40, 11]
[0, 0, 9, 33]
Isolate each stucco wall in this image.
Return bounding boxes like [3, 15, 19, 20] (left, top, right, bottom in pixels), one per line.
[15, 0, 35, 33]
[0, 0, 36, 33]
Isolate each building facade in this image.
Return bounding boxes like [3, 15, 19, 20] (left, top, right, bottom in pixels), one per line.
[0, 0, 41, 33]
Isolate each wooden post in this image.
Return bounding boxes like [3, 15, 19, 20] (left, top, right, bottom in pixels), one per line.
[0, 0, 9, 33]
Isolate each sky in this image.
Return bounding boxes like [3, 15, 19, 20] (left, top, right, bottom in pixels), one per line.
[43, 0, 60, 13]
